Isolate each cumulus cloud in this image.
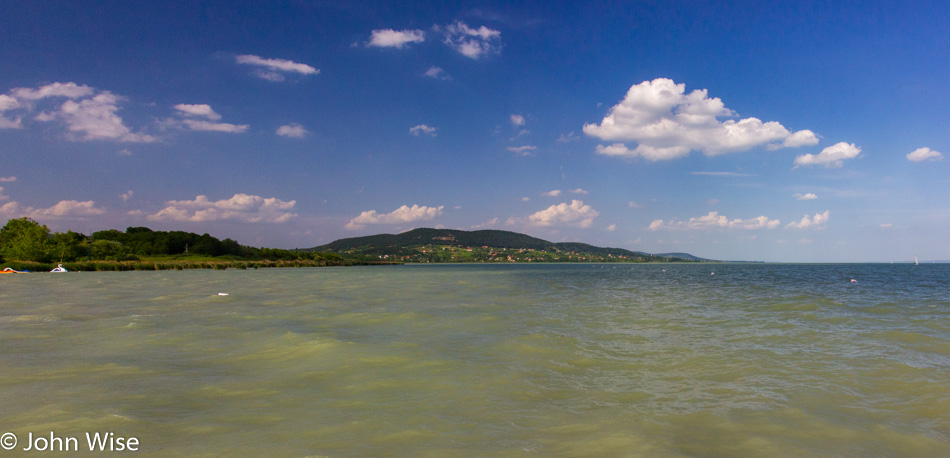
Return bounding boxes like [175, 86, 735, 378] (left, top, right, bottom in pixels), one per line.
[441, 21, 501, 59]
[508, 145, 536, 156]
[510, 114, 525, 126]
[0, 176, 15, 182]
[648, 211, 780, 230]
[793, 142, 860, 168]
[786, 210, 830, 229]
[0, 200, 105, 219]
[906, 147, 943, 162]
[147, 194, 297, 223]
[120, 190, 133, 202]
[794, 193, 818, 200]
[10, 82, 94, 101]
[606, 224, 617, 231]
[173, 104, 221, 120]
[526, 200, 599, 228]
[277, 123, 308, 138]
[0, 95, 22, 129]
[409, 124, 437, 136]
[584, 78, 819, 161]
[2, 83, 154, 141]
[49, 92, 157, 142]
[424, 66, 450, 80]
[235, 54, 319, 81]
[345, 204, 444, 230]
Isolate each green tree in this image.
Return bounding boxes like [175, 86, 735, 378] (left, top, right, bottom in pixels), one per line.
[0, 217, 52, 262]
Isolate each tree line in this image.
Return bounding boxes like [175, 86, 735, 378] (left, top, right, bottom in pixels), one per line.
[0, 217, 339, 263]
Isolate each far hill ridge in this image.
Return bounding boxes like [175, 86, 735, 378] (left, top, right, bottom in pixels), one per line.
[311, 228, 713, 263]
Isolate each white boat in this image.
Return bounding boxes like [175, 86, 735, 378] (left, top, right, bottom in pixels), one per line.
[914, 255, 919, 266]
[50, 264, 68, 273]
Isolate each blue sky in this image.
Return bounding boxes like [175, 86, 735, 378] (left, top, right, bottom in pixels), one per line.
[1, 0, 948, 262]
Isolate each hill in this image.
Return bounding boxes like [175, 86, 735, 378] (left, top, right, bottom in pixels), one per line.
[312, 228, 708, 263]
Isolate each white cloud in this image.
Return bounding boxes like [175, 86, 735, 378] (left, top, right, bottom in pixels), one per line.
[0, 94, 20, 111]
[786, 210, 830, 229]
[51, 92, 157, 142]
[118, 148, 133, 156]
[557, 131, 580, 143]
[471, 217, 499, 229]
[510, 114, 525, 126]
[508, 145, 536, 156]
[568, 188, 588, 195]
[4, 83, 153, 141]
[606, 224, 617, 232]
[277, 123, 308, 138]
[794, 193, 818, 200]
[181, 119, 249, 133]
[648, 211, 780, 230]
[165, 103, 247, 133]
[0, 176, 15, 182]
[521, 197, 530, 202]
[345, 204, 444, 230]
[424, 66, 450, 80]
[0, 186, 7, 201]
[793, 142, 860, 168]
[441, 21, 502, 59]
[368, 29, 425, 48]
[0, 200, 106, 219]
[120, 190, 133, 202]
[10, 82, 94, 101]
[409, 124, 437, 136]
[173, 104, 221, 120]
[628, 201, 643, 208]
[148, 193, 297, 223]
[906, 147, 943, 162]
[879, 223, 892, 228]
[584, 78, 818, 161]
[527, 200, 599, 228]
[0, 115, 21, 129]
[235, 55, 319, 78]
[691, 171, 755, 177]
[541, 190, 562, 197]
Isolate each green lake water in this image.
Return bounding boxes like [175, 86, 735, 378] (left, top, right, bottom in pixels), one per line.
[1, 264, 948, 456]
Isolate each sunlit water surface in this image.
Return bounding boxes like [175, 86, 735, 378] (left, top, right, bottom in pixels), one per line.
[1, 264, 949, 456]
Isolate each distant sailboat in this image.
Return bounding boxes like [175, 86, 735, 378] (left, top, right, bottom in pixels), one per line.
[914, 255, 919, 266]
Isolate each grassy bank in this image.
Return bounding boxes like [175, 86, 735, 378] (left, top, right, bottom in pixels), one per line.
[1, 258, 402, 272]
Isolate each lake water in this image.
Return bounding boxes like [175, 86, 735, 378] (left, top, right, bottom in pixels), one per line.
[1, 264, 948, 456]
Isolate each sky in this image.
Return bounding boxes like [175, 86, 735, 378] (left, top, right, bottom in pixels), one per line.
[1, 0, 948, 262]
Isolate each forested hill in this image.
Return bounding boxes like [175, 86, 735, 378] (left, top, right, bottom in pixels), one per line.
[312, 228, 706, 263]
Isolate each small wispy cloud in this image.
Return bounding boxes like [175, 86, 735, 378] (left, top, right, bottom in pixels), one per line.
[794, 142, 860, 168]
[541, 190, 562, 197]
[235, 54, 319, 81]
[906, 147, 942, 162]
[277, 123, 308, 138]
[409, 124, 437, 137]
[794, 193, 818, 200]
[424, 66, 450, 80]
[368, 29, 425, 48]
[507, 145, 536, 156]
[691, 171, 755, 177]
